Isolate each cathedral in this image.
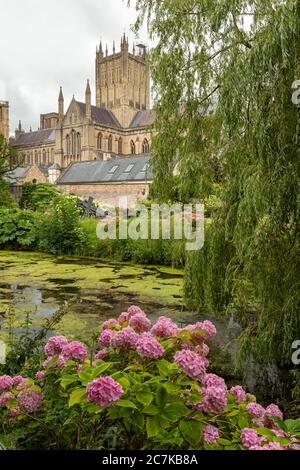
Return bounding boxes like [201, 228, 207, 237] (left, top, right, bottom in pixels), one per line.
[4, 35, 155, 206]
[11, 35, 154, 166]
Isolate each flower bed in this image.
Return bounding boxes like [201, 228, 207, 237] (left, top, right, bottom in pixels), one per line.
[0, 307, 299, 450]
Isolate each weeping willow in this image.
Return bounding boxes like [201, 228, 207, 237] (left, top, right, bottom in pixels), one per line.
[131, 0, 300, 374]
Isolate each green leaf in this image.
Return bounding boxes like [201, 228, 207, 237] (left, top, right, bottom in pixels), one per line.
[156, 386, 168, 408]
[256, 427, 277, 440]
[142, 404, 160, 415]
[284, 418, 300, 433]
[146, 416, 161, 438]
[68, 388, 87, 407]
[163, 402, 189, 420]
[93, 362, 113, 376]
[179, 419, 201, 444]
[60, 375, 79, 389]
[136, 391, 154, 406]
[238, 415, 249, 429]
[115, 399, 137, 409]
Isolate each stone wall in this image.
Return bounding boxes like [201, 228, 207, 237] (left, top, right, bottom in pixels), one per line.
[57, 182, 150, 207]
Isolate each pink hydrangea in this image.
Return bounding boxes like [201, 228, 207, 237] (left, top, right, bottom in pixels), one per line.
[203, 373, 226, 389]
[43, 354, 66, 369]
[95, 350, 108, 360]
[136, 333, 165, 359]
[246, 402, 265, 418]
[127, 305, 144, 315]
[201, 320, 217, 340]
[8, 406, 22, 419]
[0, 392, 14, 407]
[118, 312, 130, 323]
[250, 442, 284, 451]
[62, 341, 88, 362]
[35, 371, 45, 380]
[241, 428, 261, 449]
[0, 375, 13, 392]
[196, 374, 227, 413]
[44, 335, 68, 356]
[185, 320, 217, 344]
[230, 385, 246, 402]
[12, 375, 27, 387]
[265, 404, 283, 421]
[151, 316, 181, 337]
[174, 349, 208, 380]
[17, 389, 43, 413]
[101, 318, 120, 331]
[129, 312, 151, 332]
[203, 424, 219, 444]
[86, 376, 123, 407]
[110, 327, 139, 349]
[98, 329, 114, 348]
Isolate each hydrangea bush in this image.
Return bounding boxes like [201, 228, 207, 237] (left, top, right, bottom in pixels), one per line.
[0, 307, 300, 450]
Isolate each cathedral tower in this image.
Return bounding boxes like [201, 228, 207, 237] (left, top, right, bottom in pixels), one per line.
[0, 101, 9, 141]
[95, 34, 150, 128]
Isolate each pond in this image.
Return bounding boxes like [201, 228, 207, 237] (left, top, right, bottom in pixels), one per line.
[0, 250, 241, 347]
[0, 251, 287, 400]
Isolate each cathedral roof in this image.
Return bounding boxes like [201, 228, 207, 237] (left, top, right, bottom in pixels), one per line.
[76, 102, 121, 128]
[12, 128, 55, 147]
[56, 155, 152, 185]
[130, 110, 156, 128]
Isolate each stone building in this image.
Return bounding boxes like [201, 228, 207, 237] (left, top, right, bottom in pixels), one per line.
[0, 100, 9, 141]
[56, 154, 152, 207]
[11, 35, 155, 172]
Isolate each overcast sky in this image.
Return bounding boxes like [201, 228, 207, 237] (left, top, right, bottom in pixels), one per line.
[0, 0, 147, 135]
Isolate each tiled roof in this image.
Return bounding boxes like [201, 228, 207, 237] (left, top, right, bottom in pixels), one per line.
[56, 155, 152, 185]
[130, 110, 156, 128]
[76, 102, 121, 128]
[4, 166, 30, 184]
[12, 128, 55, 147]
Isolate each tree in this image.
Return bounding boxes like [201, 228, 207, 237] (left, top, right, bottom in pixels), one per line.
[131, 0, 300, 392]
[0, 134, 17, 207]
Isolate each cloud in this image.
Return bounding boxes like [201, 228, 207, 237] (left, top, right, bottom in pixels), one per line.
[0, 0, 147, 134]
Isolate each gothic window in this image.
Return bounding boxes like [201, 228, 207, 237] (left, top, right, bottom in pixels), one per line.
[118, 137, 123, 154]
[42, 149, 46, 163]
[130, 140, 136, 155]
[66, 135, 70, 155]
[108, 135, 113, 152]
[97, 133, 102, 149]
[51, 148, 54, 161]
[142, 138, 149, 154]
[77, 133, 81, 155]
[71, 130, 76, 156]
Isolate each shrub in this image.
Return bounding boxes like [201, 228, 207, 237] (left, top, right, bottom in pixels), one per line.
[19, 183, 60, 212]
[38, 196, 86, 255]
[0, 208, 41, 249]
[0, 308, 299, 450]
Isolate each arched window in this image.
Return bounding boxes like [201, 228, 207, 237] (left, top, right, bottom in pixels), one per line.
[42, 149, 46, 163]
[97, 133, 102, 149]
[34, 151, 38, 164]
[130, 140, 136, 155]
[118, 137, 123, 154]
[142, 138, 149, 154]
[51, 148, 54, 161]
[77, 133, 81, 156]
[71, 130, 76, 156]
[66, 135, 70, 155]
[108, 135, 113, 152]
